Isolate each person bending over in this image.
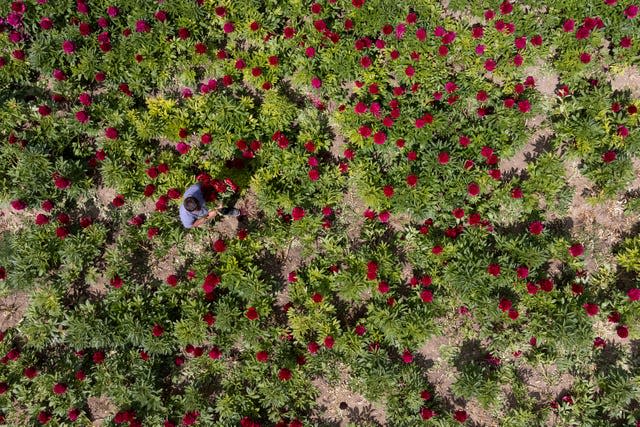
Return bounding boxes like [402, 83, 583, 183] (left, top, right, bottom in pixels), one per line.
[179, 183, 239, 229]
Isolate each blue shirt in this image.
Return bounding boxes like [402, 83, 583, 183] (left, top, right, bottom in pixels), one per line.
[179, 184, 208, 228]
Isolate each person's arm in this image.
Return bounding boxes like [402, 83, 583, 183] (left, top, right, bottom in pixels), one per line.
[192, 210, 218, 228]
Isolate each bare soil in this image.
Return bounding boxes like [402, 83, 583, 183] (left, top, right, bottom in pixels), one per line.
[312, 375, 386, 426]
[564, 159, 640, 272]
[87, 395, 117, 425]
[0, 291, 29, 330]
[610, 66, 640, 97]
[523, 64, 559, 98]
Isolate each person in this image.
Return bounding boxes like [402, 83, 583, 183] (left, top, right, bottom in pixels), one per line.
[179, 183, 240, 228]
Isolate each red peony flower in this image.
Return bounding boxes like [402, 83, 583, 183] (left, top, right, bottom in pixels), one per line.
[569, 243, 584, 257]
[143, 184, 155, 197]
[528, 221, 544, 235]
[593, 337, 606, 349]
[75, 110, 89, 123]
[406, 174, 418, 187]
[307, 341, 320, 354]
[166, 275, 178, 287]
[54, 176, 71, 189]
[256, 351, 268, 362]
[208, 346, 221, 359]
[602, 150, 617, 163]
[147, 227, 159, 239]
[105, 127, 118, 139]
[488, 264, 501, 276]
[110, 275, 123, 288]
[10, 199, 26, 210]
[539, 278, 554, 292]
[420, 408, 435, 420]
[583, 303, 599, 316]
[324, 335, 335, 349]
[498, 298, 512, 312]
[35, 214, 49, 225]
[37, 411, 51, 425]
[202, 273, 220, 293]
[152, 324, 164, 337]
[454, 410, 468, 423]
[62, 40, 76, 54]
[624, 5, 638, 18]
[292, 207, 305, 221]
[182, 411, 199, 426]
[571, 283, 584, 295]
[41, 200, 54, 211]
[278, 368, 292, 381]
[245, 307, 258, 320]
[420, 289, 433, 302]
[579, 52, 591, 64]
[53, 383, 67, 394]
[56, 226, 70, 239]
[616, 325, 629, 338]
[484, 58, 496, 71]
[620, 36, 633, 48]
[24, 366, 38, 379]
[628, 288, 640, 301]
[92, 351, 105, 364]
[112, 194, 125, 207]
[518, 99, 531, 113]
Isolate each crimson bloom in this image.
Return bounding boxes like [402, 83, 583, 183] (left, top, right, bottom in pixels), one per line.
[518, 99, 531, 113]
[152, 324, 164, 337]
[245, 307, 258, 320]
[112, 194, 125, 207]
[105, 127, 118, 139]
[616, 325, 629, 338]
[498, 298, 512, 312]
[212, 239, 226, 253]
[454, 410, 468, 422]
[583, 303, 599, 316]
[324, 335, 335, 349]
[292, 207, 305, 221]
[62, 40, 76, 54]
[529, 221, 544, 235]
[277, 368, 292, 381]
[628, 288, 640, 301]
[569, 243, 584, 257]
[602, 150, 617, 163]
[420, 408, 435, 420]
[53, 383, 67, 394]
[420, 289, 433, 302]
[56, 226, 70, 239]
[624, 5, 639, 18]
[487, 264, 501, 276]
[37, 411, 51, 425]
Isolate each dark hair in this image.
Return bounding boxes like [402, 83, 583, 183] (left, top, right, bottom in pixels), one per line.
[184, 197, 200, 212]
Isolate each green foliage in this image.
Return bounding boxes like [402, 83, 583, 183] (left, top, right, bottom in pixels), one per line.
[0, 0, 638, 425]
